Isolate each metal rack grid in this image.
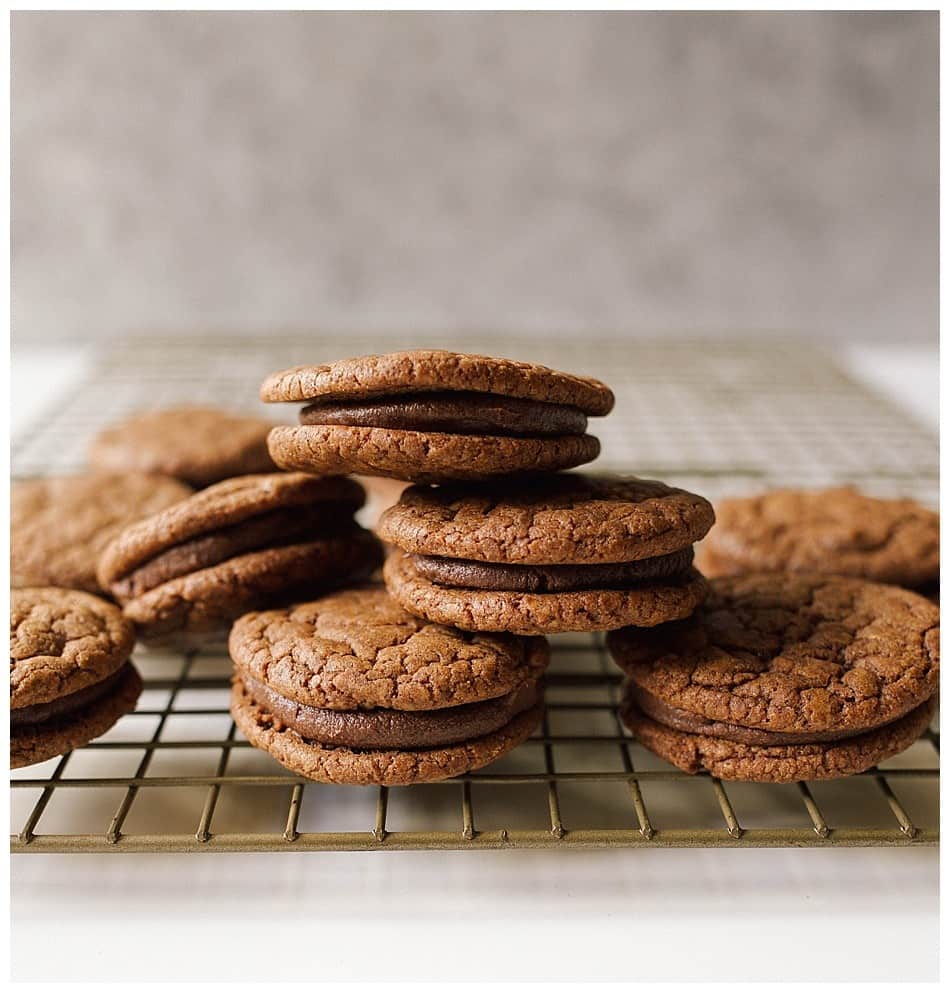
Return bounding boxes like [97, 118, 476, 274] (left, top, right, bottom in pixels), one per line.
[10, 337, 939, 852]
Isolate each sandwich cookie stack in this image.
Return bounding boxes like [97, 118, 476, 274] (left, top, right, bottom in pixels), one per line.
[97, 473, 381, 643]
[378, 475, 714, 635]
[608, 574, 939, 781]
[260, 349, 611, 482]
[229, 587, 547, 785]
[11, 588, 142, 768]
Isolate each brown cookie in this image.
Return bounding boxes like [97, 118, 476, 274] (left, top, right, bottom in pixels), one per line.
[261, 351, 612, 483]
[10, 587, 141, 769]
[608, 574, 939, 736]
[377, 474, 715, 564]
[698, 487, 939, 589]
[260, 350, 614, 413]
[385, 551, 708, 635]
[12, 473, 192, 594]
[89, 406, 276, 487]
[228, 585, 549, 711]
[621, 695, 935, 783]
[11, 587, 136, 709]
[229, 585, 548, 784]
[231, 676, 543, 786]
[98, 473, 382, 640]
[267, 425, 601, 484]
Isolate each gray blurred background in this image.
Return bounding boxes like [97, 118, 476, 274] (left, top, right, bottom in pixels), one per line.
[12, 10, 938, 347]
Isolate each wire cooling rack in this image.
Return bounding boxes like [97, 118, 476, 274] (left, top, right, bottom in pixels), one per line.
[10, 336, 939, 852]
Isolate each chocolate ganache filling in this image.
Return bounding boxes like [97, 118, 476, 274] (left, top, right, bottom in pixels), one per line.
[242, 674, 541, 749]
[111, 505, 360, 599]
[10, 664, 131, 728]
[410, 546, 695, 593]
[299, 391, 588, 438]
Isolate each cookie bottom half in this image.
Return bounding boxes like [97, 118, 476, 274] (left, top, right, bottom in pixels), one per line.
[11, 663, 143, 769]
[621, 693, 936, 783]
[230, 677, 543, 786]
[384, 551, 708, 634]
[267, 424, 600, 484]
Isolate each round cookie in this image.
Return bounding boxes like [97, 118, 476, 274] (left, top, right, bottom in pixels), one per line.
[231, 676, 543, 786]
[377, 474, 716, 564]
[12, 473, 192, 594]
[89, 406, 276, 487]
[260, 350, 614, 414]
[10, 587, 142, 769]
[386, 551, 707, 635]
[267, 425, 600, 484]
[98, 473, 365, 584]
[11, 587, 136, 709]
[609, 574, 940, 736]
[98, 473, 382, 641]
[261, 351, 613, 483]
[698, 487, 939, 589]
[119, 535, 382, 640]
[228, 586, 549, 711]
[621, 695, 936, 783]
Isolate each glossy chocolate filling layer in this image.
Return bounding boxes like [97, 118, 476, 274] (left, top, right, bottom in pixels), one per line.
[242, 674, 541, 749]
[111, 505, 358, 599]
[632, 687, 882, 745]
[299, 392, 588, 438]
[410, 547, 695, 593]
[10, 664, 130, 728]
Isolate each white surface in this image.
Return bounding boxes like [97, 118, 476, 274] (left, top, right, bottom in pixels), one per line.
[9, 343, 939, 983]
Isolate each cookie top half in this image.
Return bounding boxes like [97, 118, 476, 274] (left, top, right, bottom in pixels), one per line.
[11, 587, 136, 709]
[608, 573, 939, 735]
[89, 406, 277, 487]
[378, 474, 715, 564]
[12, 473, 193, 594]
[97, 472, 365, 586]
[260, 350, 614, 416]
[228, 585, 549, 711]
[701, 487, 939, 588]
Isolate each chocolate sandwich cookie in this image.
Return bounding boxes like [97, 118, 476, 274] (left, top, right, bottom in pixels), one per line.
[11, 588, 143, 768]
[378, 473, 714, 634]
[12, 473, 192, 594]
[609, 574, 939, 781]
[698, 487, 939, 593]
[97, 473, 383, 642]
[260, 350, 614, 482]
[229, 586, 547, 785]
[89, 406, 276, 487]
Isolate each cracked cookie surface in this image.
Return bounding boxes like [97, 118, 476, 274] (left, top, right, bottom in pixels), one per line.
[260, 349, 614, 414]
[267, 425, 600, 483]
[231, 675, 543, 785]
[609, 574, 939, 735]
[378, 474, 715, 563]
[11, 587, 136, 709]
[12, 473, 191, 594]
[698, 487, 939, 588]
[89, 406, 277, 487]
[228, 585, 549, 710]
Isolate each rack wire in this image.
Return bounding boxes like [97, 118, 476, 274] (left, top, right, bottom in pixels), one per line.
[10, 336, 939, 852]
